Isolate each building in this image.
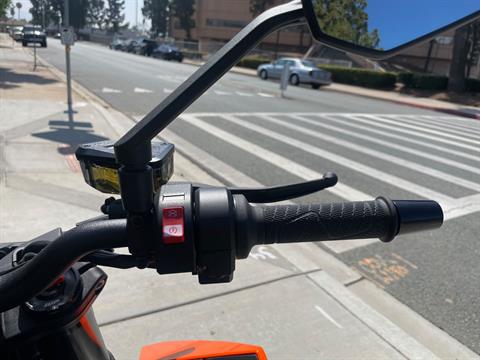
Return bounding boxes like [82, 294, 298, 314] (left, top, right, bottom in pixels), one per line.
[171, 0, 312, 56]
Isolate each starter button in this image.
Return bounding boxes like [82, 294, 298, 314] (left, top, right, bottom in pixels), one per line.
[162, 207, 185, 244]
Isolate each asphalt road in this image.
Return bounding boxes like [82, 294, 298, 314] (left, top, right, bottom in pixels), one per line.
[37, 39, 480, 353]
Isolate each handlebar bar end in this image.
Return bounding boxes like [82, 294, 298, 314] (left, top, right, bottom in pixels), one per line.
[393, 200, 443, 236]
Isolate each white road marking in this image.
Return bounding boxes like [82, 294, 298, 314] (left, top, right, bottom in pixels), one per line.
[291, 114, 480, 175]
[260, 114, 480, 190]
[163, 88, 173, 94]
[417, 116, 480, 134]
[219, 114, 454, 207]
[236, 91, 253, 97]
[258, 92, 275, 98]
[214, 90, 232, 96]
[317, 115, 480, 163]
[156, 75, 187, 83]
[102, 87, 122, 93]
[181, 114, 371, 201]
[425, 115, 480, 130]
[315, 305, 343, 329]
[445, 193, 480, 221]
[134, 87, 154, 94]
[358, 115, 480, 152]
[391, 115, 480, 140]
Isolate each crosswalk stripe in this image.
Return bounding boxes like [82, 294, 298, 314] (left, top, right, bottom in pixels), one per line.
[181, 114, 371, 201]
[317, 115, 480, 163]
[345, 114, 480, 153]
[288, 115, 480, 176]
[445, 194, 480, 221]
[433, 116, 480, 129]
[416, 116, 480, 134]
[391, 115, 480, 140]
[360, 114, 480, 149]
[216, 114, 453, 208]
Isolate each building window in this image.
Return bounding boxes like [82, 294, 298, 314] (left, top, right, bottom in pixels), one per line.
[206, 18, 248, 28]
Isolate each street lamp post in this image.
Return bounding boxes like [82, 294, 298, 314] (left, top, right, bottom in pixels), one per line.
[64, 0, 74, 122]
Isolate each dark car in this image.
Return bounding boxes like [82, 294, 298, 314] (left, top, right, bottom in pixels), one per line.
[22, 25, 47, 47]
[133, 39, 158, 56]
[120, 38, 137, 52]
[152, 44, 184, 62]
[110, 38, 126, 50]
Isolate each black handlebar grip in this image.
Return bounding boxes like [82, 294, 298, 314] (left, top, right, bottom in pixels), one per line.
[260, 197, 399, 245]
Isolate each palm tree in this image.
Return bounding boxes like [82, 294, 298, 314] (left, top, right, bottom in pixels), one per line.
[15, 2, 21, 20]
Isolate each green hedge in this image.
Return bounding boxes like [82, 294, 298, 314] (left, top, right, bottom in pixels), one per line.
[318, 65, 397, 89]
[237, 56, 270, 70]
[466, 78, 480, 93]
[398, 72, 448, 91]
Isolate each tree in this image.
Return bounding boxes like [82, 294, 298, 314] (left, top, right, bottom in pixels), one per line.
[69, 0, 88, 29]
[15, 1, 21, 19]
[314, 0, 380, 48]
[106, 0, 124, 32]
[466, 20, 480, 78]
[448, 22, 477, 93]
[0, 0, 11, 18]
[249, 0, 275, 16]
[30, 0, 63, 27]
[86, 0, 107, 29]
[142, 0, 169, 37]
[170, 0, 194, 40]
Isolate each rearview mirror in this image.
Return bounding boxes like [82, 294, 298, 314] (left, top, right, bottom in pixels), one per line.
[302, 0, 480, 59]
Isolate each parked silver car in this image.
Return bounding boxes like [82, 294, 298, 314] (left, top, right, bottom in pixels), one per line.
[257, 57, 332, 89]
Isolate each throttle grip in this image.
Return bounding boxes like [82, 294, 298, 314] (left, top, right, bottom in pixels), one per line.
[262, 197, 398, 244]
[233, 196, 443, 259]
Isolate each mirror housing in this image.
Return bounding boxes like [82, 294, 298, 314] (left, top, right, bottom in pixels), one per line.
[302, 0, 480, 60]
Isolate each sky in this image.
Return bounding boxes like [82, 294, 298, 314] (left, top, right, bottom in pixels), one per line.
[16, 0, 143, 27]
[365, 0, 479, 49]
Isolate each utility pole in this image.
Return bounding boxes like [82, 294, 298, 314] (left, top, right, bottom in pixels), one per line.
[64, 0, 74, 122]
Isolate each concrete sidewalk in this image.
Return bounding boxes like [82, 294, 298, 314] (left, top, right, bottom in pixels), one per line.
[1, 34, 478, 359]
[185, 58, 480, 120]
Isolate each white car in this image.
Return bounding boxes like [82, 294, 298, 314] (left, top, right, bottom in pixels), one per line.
[257, 57, 332, 89]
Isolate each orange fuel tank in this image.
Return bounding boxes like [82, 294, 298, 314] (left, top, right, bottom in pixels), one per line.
[139, 340, 268, 360]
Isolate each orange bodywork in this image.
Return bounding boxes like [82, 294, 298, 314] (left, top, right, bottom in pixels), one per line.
[139, 340, 268, 360]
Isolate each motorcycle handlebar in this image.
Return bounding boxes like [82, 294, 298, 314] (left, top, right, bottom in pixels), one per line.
[0, 192, 443, 312]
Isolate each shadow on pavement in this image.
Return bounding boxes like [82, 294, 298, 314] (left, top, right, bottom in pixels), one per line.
[32, 119, 109, 155]
[0, 66, 58, 89]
